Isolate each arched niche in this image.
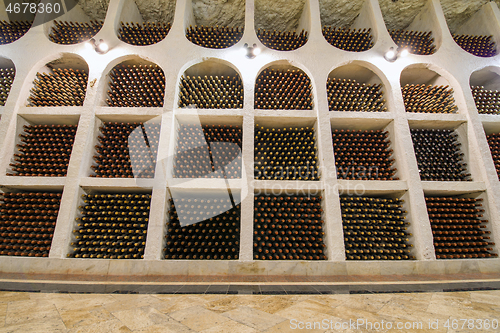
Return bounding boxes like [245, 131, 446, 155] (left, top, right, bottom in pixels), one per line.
[319, 0, 377, 52]
[44, 1, 109, 45]
[470, 67, 500, 115]
[255, 62, 313, 110]
[379, 0, 442, 55]
[0, 1, 36, 45]
[117, 0, 176, 46]
[100, 57, 165, 107]
[24, 53, 89, 107]
[400, 65, 458, 114]
[327, 63, 387, 112]
[441, 1, 500, 57]
[254, 0, 310, 51]
[178, 60, 243, 109]
[0, 57, 16, 107]
[184, 0, 244, 49]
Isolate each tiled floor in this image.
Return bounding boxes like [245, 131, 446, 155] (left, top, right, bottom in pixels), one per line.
[0, 290, 499, 332]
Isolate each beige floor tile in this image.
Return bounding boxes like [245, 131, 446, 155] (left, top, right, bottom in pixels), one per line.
[55, 294, 117, 312]
[104, 295, 162, 313]
[112, 305, 178, 331]
[246, 295, 311, 314]
[335, 294, 394, 313]
[376, 303, 449, 332]
[0, 303, 7, 327]
[223, 305, 287, 331]
[5, 299, 60, 326]
[203, 295, 248, 313]
[426, 301, 498, 320]
[199, 318, 258, 333]
[151, 295, 210, 314]
[0, 292, 30, 304]
[59, 307, 114, 329]
[274, 299, 340, 319]
[262, 319, 331, 333]
[67, 318, 131, 333]
[308, 294, 349, 309]
[131, 323, 195, 333]
[169, 305, 231, 331]
[470, 291, 500, 306]
[0, 317, 67, 333]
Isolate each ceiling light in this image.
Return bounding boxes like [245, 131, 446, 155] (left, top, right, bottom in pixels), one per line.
[384, 47, 397, 62]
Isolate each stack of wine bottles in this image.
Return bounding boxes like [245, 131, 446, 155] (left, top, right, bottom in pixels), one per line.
[322, 27, 373, 52]
[426, 196, 497, 259]
[486, 132, 500, 179]
[401, 84, 457, 114]
[69, 193, 151, 259]
[186, 25, 243, 49]
[256, 28, 308, 51]
[411, 129, 470, 181]
[341, 196, 414, 260]
[119, 21, 171, 46]
[107, 64, 165, 107]
[0, 192, 61, 257]
[29, 68, 88, 107]
[0, 20, 32, 45]
[254, 194, 327, 260]
[453, 34, 496, 57]
[8, 124, 77, 177]
[471, 86, 500, 114]
[165, 196, 240, 260]
[327, 78, 386, 112]
[173, 124, 242, 179]
[178, 74, 243, 109]
[49, 20, 103, 44]
[0, 67, 15, 106]
[332, 129, 397, 180]
[254, 125, 319, 180]
[389, 30, 436, 55]
[91, 122, 159, 178]
[255, 68, 312, 110]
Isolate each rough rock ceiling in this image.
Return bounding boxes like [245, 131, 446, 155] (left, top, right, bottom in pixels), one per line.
[193, 0, 245, 27]
[77, 0, 500, 34]
[77, 0, 109, 20]
[254, 0, 305, 31]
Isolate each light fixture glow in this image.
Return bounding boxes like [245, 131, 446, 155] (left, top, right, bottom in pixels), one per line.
[88, 38, 109, 54]
[400, 48, 409, 57]
[96, 41, 109, 53]
[384, 48, 397, 61]
[244, 43, 260, 59]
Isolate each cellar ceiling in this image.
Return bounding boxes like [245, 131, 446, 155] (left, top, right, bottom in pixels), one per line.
[77, 0, 500, 33]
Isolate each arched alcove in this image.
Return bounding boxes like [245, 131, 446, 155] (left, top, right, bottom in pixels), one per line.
[117, 0, 175, 46]
[441, 1, 500, 57]
[379, 0, 441, 55]
[254, 0, 310, 51]
[44, 1, 109, 45]
[0, 1, 36, 45]
[327, 63, 386, 112]
[101, 57, 165, 107]
[184, 0, 244, 49]
[0, 57, 16, 107]
[400, 65, 457, 114]
[319, 0, 377, 52]
[470, 67, 500, 115]
[178, 60, 243, 109]
[25, 53, 89, 107]
[255, 62, 313, 110]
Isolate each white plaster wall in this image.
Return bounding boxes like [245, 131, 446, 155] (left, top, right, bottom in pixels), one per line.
[0, 0, 498, 277]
